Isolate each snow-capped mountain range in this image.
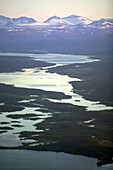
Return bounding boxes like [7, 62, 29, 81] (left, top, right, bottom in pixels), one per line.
[0, 14, 113, 28]
[0, 14, 113, 40]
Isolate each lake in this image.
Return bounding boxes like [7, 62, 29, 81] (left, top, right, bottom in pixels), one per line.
[0, 150, 113, 170]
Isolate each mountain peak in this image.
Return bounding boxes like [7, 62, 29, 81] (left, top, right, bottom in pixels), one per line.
[63, 14, 92, 25]
[51, 15, 60, 19]
[44, 15, 60, 23]
[66, 14, 79, 18]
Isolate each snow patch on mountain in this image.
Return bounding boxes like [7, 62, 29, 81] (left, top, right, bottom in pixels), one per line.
[18, 22, 49, 29]
[63, 14, 93, 25]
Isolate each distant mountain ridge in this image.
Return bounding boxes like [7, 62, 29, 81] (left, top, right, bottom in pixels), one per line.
[0, 14, 113, 28]
[0, 15, 37, 27]
[0, 14, 113, 41]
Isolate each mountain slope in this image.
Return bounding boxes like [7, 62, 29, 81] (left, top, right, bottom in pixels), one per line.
[90, 18, 113, 28]
[0, 15, 14, 27]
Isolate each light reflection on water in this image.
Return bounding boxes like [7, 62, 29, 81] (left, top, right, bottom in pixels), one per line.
[0, 66, 112, 111]
[0, 52, 100, 65]
[0, 53, 113, 147]
[0, 106, 51, 146]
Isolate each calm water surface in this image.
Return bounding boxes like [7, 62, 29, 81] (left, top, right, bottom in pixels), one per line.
[0, 150, 113, 170]
[0, 52, 112, 111]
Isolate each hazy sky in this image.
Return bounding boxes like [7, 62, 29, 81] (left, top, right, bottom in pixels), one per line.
[0, 0, 113, 21]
